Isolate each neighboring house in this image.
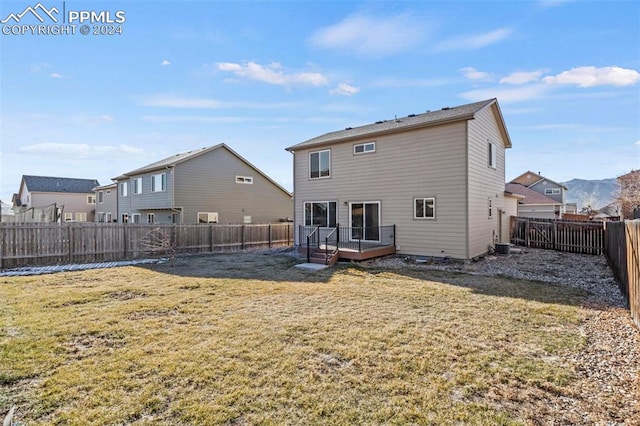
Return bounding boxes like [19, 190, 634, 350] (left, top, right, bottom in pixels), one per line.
[505, 183, 564, 219]
[94, 183, 118, 222]
[13, 175, 100, 222]
[509, 171, 568, 217]
[285, 98, 512, 261]
[112, 144, 292, 224]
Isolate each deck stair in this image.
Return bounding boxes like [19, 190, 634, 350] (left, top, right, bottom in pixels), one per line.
[308, 247, 339, 266]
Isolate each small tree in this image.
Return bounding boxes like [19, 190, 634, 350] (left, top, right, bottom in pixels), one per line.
[617, 170, 640, 220]
[140, 227, 177, 267]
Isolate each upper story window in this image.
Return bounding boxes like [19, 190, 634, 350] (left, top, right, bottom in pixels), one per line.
[309, 149, 330, 179]
[120, 182, 128, 197]
[97, 191, 104, 203]
[414, 198, 435, 219]
[236, 176, 253, 184]
[488, 142, 497, 169]
[87, 195, 96, 204]
[544, 188, 561, 195]
[354, 142, 375, 155]
[133, 178, 142, 194]
[152, 173, 166, 192]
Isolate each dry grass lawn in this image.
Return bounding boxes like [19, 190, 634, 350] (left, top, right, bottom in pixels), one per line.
[1, 252, 591, 424]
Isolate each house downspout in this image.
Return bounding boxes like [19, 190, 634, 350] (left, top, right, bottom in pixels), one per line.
[464, 121, 470, 260]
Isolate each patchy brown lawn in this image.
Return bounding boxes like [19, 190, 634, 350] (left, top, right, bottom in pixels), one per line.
[1, 251, 638, 424]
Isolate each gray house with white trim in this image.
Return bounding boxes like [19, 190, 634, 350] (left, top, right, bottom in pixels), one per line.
[286, 98, 512, 261]
[112, 144, 292, 225]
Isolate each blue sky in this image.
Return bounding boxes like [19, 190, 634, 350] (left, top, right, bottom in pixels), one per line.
[1, 0, 638, 203]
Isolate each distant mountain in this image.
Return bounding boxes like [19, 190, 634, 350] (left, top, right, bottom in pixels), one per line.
[562, 178, 619, 211]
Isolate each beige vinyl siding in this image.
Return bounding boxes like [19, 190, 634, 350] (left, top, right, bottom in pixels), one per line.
[466, 104, 508, 258]
[174, 147, 292, 224]
[31, 192, 96, 222]
[293, 121, 469, 258]
[502, 195, 520, 243]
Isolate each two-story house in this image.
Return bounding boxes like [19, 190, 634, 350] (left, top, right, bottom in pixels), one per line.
[112, 144, 293, 224]
[13, 175, 100, 222]
[508, 171, 568, 218]
[94, 183, 118, 222]
[285, 98, 512, 261]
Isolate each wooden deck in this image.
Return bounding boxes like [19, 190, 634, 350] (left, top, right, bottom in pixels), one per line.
[299, 244, 396, 261]
[336, 245, 396, 261]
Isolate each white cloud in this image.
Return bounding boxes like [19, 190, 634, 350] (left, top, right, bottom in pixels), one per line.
[216, 61, 328, 87]
[636, 140, 640, 146]
[139, 95, 221, 108]
[161, 60, 171, 66]
[50, 73, 63, 79]
[460, 84, 548, 103]
[29, 63, 50, 73]
[17, 143, 142, 159]
[460, 67, 492, 81]
[330, 83, 360, 96]
[500, 70, 544, 85]
[436, 27, 512, 51]
[542, 66, 640, 87]
[537, 0, 574, 8]
[310, 13, 428, 57]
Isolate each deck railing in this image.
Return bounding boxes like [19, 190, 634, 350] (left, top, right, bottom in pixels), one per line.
[299, 225, 395, 252]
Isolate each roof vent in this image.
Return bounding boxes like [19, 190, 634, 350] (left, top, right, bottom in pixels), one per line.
[408, 114, 416, 117]
[345, 127, 353, 130]
[442, 107, 450, 110]
[375, 120, 383, 124]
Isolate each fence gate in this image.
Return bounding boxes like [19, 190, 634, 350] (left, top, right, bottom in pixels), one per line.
[510, 217, 605, 255]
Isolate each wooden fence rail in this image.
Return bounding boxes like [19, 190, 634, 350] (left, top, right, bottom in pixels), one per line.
[0, 222, 293, 269]
[605, 220, 640, 328]
[510, 217, 605, 255]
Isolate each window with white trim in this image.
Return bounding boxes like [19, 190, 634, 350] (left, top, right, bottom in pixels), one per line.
[105, 212, 112, 222]
[544, 188, 561, 195]
[98, 191, 104, 203]
[488, 198, 493, 218]
[120, 182, 128, 197]
[309, 149, 330, 179]
[133, 178, 142, 194]
[64, 212, 73, 222]
[131, 213, 141, 224]
[488, 142, 497, 169]
[152, 173, 166, 192]
[354, 142, 375, 155]
[414, 198, 435, 219]
[147, 213, 155, 224]
[121, 213, 129, 223]
[236, 176, 253, 184]
[198, 212, 218, 223]
[76, 212, 87, 222]
[97, 212, 105, 223]
[304, 201, 337, 227]
[353, 142, 376, 154]
[87, 195, 96, 204]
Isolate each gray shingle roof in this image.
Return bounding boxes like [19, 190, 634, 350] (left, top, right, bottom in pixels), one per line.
[114, 144, 222, 178]
[23, 175, 100, 194]
[286, 98, 499, 151]
[505, 183, 562, 205]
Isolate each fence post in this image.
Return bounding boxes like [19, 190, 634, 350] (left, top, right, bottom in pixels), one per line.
[268, 224, 272, 248]
[552, 220, 557, 251]
[123, 223, 128, 260]
[210, 225, 214, 252]
[241, 224, 245, 250]
[525, 218, 530, 247]
[68, 224, 73, 263]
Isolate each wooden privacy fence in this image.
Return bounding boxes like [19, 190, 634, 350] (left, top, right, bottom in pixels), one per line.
[0, 222, 293, 269]
[510, 217, 605, 255]
[605, 220, 640, 328]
